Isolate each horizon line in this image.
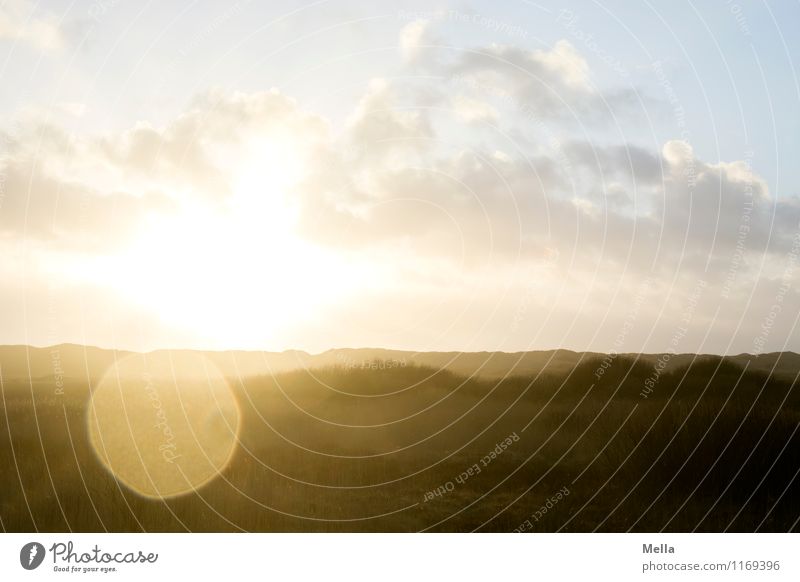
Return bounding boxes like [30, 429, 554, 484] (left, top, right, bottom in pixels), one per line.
[0, 342, 796, 359]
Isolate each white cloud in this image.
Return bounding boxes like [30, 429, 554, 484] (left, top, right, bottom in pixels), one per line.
[0, 0, 64, 51]
[534, 39, 591, 89]
[346, 78, 433, 160]
[0, 88, 328, 248]
[2, 32, 799, 354]
[448, 40, 594, 116]
[452, 95, 498, 124]
[399, 19, 434, 63]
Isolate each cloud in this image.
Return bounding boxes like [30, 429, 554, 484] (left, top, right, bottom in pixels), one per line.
[451, 95, 498, 124]
[0, 156, 173, 251]
[399, 19, 436, 63]
[446, 40, 603, 119]
[345, 78, 433, 160]
[0, 88, 329, 247]
[0, 0, 64, 51]
[397, 19, 646, 126]
[563, 141, 664, 188]
[657, 140, 794, 256]
[2, 31, 799, 353]
[294, 111, 800, 295]
[4, 68, 795, 282]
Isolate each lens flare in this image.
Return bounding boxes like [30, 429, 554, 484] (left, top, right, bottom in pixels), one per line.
[87, 353, 240, 498]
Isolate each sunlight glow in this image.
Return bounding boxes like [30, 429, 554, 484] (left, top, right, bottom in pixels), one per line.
[59, 134, 375, 348]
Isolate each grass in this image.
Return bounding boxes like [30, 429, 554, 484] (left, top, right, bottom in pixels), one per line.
[1, 356, 798, 532]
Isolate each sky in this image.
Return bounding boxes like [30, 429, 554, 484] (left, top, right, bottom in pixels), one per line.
[1, 0, 799, 355]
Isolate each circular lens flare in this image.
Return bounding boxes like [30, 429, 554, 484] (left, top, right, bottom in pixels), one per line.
[87, 353, 240, 498]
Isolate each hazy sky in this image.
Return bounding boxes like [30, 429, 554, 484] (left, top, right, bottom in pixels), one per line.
[1, 0, 799, 354]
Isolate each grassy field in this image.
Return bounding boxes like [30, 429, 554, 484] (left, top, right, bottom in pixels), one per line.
[1, 355, 798, 532]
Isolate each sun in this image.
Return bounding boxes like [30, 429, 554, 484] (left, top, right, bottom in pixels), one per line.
[73, 134, 367, 349]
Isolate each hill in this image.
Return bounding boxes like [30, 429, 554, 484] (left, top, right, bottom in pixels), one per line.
[1, 344, 798, 384]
